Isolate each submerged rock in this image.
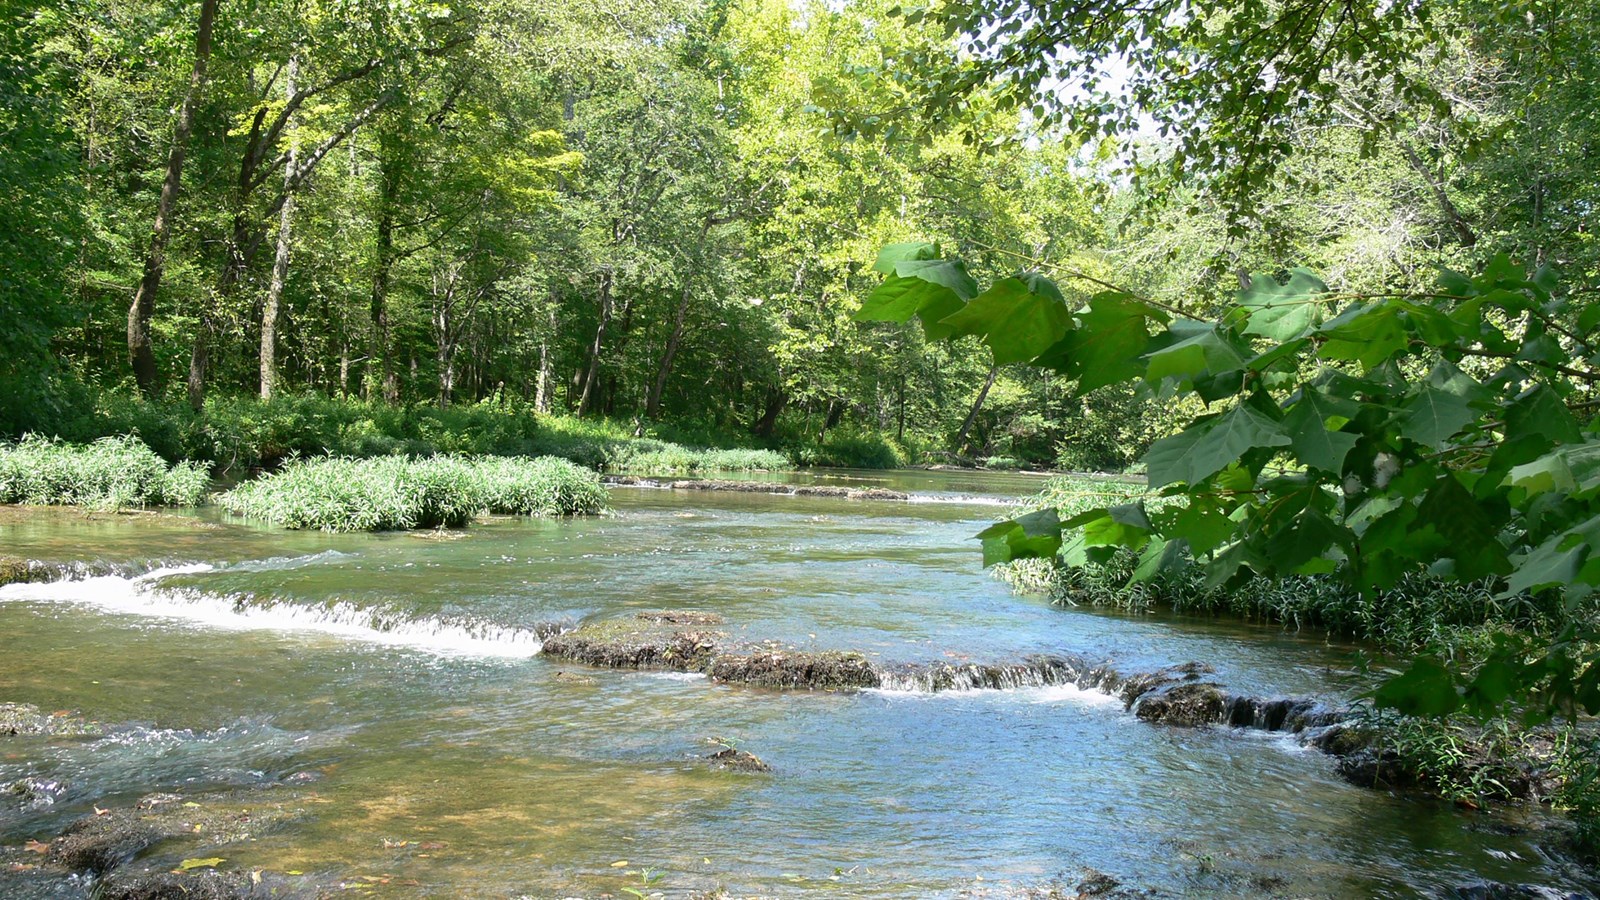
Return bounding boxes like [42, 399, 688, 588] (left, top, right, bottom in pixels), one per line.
[3, 776, 70, 808]
[0, 703, 103, 738]
[48, 811, 165, 874]
[707, 649, 880, 690]
[48, 791, 307, 875]
[98, 870, 258, 900]
[635, 610, 725, 626]
[541, 614, 723, 672]
[706, 747, 772, 773]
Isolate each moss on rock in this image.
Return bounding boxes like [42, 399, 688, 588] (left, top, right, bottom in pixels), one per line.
[707, 649, 881, 690]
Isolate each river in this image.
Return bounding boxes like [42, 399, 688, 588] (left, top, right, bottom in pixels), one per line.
[0, 469, 1591, 897]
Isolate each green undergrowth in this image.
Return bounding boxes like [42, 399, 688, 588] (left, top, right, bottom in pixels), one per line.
[0, 435, 208, 508]
[1002, 475, 1600, 848]
[49, 392, 793, 474]
[786, 429, 910, 469]
[218, 455, 606, 531]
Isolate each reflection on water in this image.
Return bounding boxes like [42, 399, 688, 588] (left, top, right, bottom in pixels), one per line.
[0, 469, 1592, 897]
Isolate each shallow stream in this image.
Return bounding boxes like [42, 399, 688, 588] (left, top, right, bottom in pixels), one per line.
[1, 470, 1593, 897]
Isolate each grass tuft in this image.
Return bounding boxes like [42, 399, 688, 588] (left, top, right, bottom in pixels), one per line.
[218, 455, 605, 532]
[0, 435, 208, 508]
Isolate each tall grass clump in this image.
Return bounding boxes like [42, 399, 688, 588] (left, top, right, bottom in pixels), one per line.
[0, 435, 208, 508]
[218, 455, 605, 532]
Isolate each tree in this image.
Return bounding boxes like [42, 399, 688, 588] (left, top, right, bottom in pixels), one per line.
[126, 0, 217, 398]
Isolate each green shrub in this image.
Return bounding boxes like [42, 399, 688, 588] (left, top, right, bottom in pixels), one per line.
[793, 430, 907, 469]
[218, 455, 606, 531]
[0, 435, 208, 508]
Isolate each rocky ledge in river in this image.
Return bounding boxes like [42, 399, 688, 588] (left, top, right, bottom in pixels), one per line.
[537, 612, 1578, 810]
[602, 475, 910, 501]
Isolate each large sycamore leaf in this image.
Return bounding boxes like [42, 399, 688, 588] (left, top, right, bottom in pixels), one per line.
[1143, 322, 1248, 387]
[976, 508, 1062, 567]
[939, 273, 1072, 365]
[1400, 387, 1478, 449]
[1238, 268, 1326, 340]
[1507, 441, 1600, 498]
[1035, 292, 1170, 392]
[1144, 404, 1291, 487]
[858, 256, 979, 340]
[1317, 303, 1408, 370]
[1282, 390, 1359, 474]
[1372, 656, 1463, 716]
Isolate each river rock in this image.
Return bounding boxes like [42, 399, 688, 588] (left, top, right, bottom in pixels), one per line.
[707, 649, 880, 690]
[2, 776, 69, 808]
[98, 870, 257, 900]
[0, 703, 103, 737]
[706, 747, 772, 773]
[1132, 682, 1228, 727]
[49, 791, 308, 874]
[541, 614, 723, 671]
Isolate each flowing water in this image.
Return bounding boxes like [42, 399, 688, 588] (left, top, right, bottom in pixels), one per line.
[0, 470, 1592, 898]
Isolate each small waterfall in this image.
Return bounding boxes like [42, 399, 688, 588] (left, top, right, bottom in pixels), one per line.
[0, 566, 561, 658]
[873, 654, 1120, 694]
[1221, 695, 1344, 733]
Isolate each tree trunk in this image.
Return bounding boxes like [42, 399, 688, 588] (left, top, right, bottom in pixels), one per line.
[576, 271, 612, 416]
[535, 301, 555, 414]
[127, 0, 217, 397]
[955, 366, 999, 454]
[260, 55, 299, 400]
[370, 149, 400, 402]
[752, 387, 786, 439]
[646, 281, 693, 420]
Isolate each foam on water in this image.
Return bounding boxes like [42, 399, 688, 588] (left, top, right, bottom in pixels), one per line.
[0, 563, 549, 659]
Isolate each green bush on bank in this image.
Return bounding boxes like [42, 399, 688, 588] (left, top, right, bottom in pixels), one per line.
[790, 429, 908, 469]
[218, 455, 606, 532]
[54, 392, 794, 474]
[0, 435, 208, 508]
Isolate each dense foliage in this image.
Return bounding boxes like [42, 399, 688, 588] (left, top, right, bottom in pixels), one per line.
[218, 454, 605, 531]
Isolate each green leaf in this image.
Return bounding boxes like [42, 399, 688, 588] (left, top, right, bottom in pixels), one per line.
[1144, 404, 1291, 487]
[1237, 268, 1325, 340]
[872, 241, 939, 274]
[1415, 474, 1511, 578]
[1157, 501, 1237, 556]
[1400, 387, 1478, 449]
[1035, 292, 1170, 392]
[1507, 442, 1600, 498]
[1143, 322, 1248, 387]
[1082, 502, 1152, 550]
[858, 258, 979, 340]
[1372, 656, 1462, 717]
[1505, 384, 1582, 445]
[1282, 391, 1359, 474]
[939, 273, 1072, 365]
[976, 508, 1062, 566]
[1317, 304, 1408, 370]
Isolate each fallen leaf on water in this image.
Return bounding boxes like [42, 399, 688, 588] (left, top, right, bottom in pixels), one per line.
[9, 863, 39, 872]
[250, 870, 262, 885]
[381, 839, 411, 849]
[178, 857, 225, 870]
[23, 839, 49, 854]
[183, 801, 202, 808]
[610, 859, 629, 867]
